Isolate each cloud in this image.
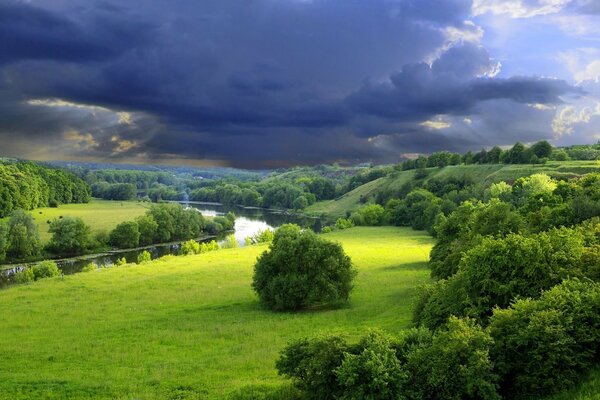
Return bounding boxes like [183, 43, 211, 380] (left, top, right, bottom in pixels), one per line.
[0, 0, 596, 167]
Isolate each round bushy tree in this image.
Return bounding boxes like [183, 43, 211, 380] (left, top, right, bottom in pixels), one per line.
[252, 224, 355, 311]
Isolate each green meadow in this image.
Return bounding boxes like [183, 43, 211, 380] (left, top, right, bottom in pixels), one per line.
[0, 227, 433, 399]
[28, 199, 151, 243]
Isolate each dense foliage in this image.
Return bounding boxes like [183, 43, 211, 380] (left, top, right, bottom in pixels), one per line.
[252, 224, 355, 311]
[0, 161, 90, 217]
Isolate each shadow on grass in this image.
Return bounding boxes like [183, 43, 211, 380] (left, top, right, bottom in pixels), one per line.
[381, 261, 430, 272]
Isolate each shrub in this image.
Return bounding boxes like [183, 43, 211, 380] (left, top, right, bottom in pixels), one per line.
[489, 279, 600, 399]
[418, 228, 584, 329]
[200, 240, 220, 253]
[137, 250, 152, 264]
[252, 224, 355, 311]
[335, 331, 407, 400]
[350, 204, 386, 226]
[335, 218, 354, 230]
[320, 226, 333, 234]
[245, 229, 275, 245]
[221, 234, 239, 249]
[113, 257, 127, 267]
[81, 263, 96, 272]
[406, 317, 500, 400]
[32, 260, 60, 280]
[181, 239, 201, 255]
[277, 335, 349, 399]
[13, 268, 34, 284]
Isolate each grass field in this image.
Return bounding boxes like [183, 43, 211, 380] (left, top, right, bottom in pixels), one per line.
[0, 227, 434, 399]
[28, 199, 151, 243]
[306, 161, 600, 218]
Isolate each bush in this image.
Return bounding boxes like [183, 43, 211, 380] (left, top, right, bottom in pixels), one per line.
[13, 268, 34, 284]
[406, 317, 500, 400]
[200, 240, 220, 253]
[277, 335, 349, 399]
[418, 228, 584, 329]
[221, 234, 239, 249]
[335, 331, 407, 400]
[252, 224, 356, 311]
[489, 279, 600, 399]
[81, 263, 96, 272]
[321, 226, 333, 234]
[350, 204, 386, 226]
[32, 260, 60, 280]
[181, 239, 201, 255]
[114, 257, 127, 267]
[137, 250, 152, 264]
[245, 229, 275, 245]
[335, 218, 354, 230]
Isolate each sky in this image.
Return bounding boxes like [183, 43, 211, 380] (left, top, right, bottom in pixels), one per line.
[0, 0, 599, 168]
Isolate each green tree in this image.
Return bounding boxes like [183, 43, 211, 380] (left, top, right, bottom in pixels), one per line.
[490, 279, 600, 399]
[48, 216, 92, 255]
[252, 224, 356, 311]
[6, 210, 41, 259]
[335, 331, 407, 400]
[109, 221, 140, 249]
[407, 317, 500, 400]
[0, 222, 7, 262]
[292, 196, 309, 210]
[419, 228, 584, 329]
[530, 140, 553, 158]
[135, 215, 158, 246]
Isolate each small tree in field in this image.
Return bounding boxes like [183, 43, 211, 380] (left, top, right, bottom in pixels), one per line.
[252, 224, 356, 311]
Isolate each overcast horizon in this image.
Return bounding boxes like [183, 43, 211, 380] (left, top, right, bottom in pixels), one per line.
[1, 0, 599, 168]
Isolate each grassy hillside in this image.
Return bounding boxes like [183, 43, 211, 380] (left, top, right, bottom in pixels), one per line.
[28, 199, 151, 243]
[306, 161, 600, 218]
[0, 227, 433, 399]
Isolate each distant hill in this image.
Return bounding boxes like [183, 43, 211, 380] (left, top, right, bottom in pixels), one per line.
[306, 160, 600, 217]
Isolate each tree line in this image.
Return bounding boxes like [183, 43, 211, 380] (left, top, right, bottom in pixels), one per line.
[0, 203, 232, 263]
[0, 161, 90, 218]
[265, 171, 600, 399]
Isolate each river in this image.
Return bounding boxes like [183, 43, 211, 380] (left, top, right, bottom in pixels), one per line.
[0, 203, 324, 288]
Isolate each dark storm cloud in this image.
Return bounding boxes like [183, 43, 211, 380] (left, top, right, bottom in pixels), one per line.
[347, 43, 578, 123]
[0, 1, 155, 65]
[0, 0, 587, 166]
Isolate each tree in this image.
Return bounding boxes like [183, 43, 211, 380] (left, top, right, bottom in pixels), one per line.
[418, 228, 585, 329]
[407, 317, 500, 400]
[530, 140, 553, 158]
[6, 210, 41, 259]
[109, 221, 140, 249]
[292, 196, 309, 210]
[48, 216, 92, 255]
[252, 224, 356, 311]
[0, 222, 7, 262]
[135, 215, 158, 246]
[490, 279, 600, 399]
